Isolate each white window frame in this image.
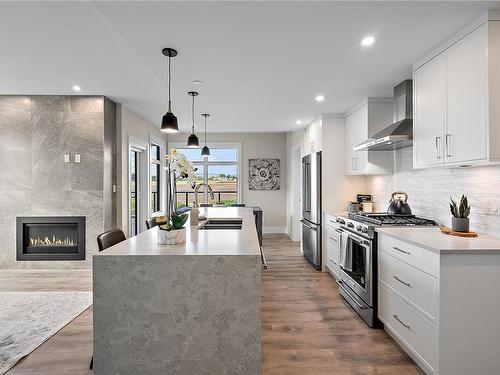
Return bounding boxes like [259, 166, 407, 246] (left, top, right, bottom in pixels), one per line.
[149, 134, 166, 217]
[168, 141, 242, 204]
[128, 135, 149, 236]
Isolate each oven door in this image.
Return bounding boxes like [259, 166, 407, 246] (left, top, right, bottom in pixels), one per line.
[339, 230, 373, 306]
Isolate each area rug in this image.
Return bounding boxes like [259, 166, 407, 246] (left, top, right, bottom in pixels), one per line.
[0, 291, 92, 374]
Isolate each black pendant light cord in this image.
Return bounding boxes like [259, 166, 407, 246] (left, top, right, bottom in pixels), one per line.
[204, 115, 207, 146]
[167, 55, 172, 111]
[191, 94, 195, 133]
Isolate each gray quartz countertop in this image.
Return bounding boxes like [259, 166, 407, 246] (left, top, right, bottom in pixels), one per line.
[97, 207, 260, 257]
[376, 227, 500, 253]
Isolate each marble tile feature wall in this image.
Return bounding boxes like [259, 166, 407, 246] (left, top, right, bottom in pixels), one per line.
[0, 95, 116, 269]
[366, 146, 500, 236]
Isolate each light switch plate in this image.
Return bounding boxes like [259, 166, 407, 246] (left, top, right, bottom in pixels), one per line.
[64, 154, 70, 163]
[74, 154, 81, 163]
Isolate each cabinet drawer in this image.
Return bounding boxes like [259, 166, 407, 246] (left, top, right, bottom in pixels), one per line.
[325, 243, 340, 278]
[324, 225, 341, 250]
[379, 234, 439, 277]
[379, 250, 438, 323]
[324, 214, 339, 229]
[379, 283, 438, 372]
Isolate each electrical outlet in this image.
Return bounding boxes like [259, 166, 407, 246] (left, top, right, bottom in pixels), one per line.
[64, 154, 70, 163]
[74, 154, 81, 163]
[485, 200, 500, 216]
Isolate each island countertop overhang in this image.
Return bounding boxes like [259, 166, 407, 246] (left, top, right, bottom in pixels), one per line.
[96, 207, 261, 257]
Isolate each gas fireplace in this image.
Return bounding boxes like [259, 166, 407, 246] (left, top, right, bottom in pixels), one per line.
[16, 216, 85, 261]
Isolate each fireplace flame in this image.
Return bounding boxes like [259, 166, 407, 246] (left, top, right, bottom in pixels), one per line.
[29, 235, 77, 247]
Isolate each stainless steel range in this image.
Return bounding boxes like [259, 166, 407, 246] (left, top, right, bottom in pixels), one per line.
[335, 212, 436, 327]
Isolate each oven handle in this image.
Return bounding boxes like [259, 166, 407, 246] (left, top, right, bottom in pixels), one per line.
[343, 229, 371, 245]
[336, 280, 366, 310]
[300, 220, 317, 231]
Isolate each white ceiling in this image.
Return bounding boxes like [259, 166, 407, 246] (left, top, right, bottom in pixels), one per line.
[0, 1, 499, 132]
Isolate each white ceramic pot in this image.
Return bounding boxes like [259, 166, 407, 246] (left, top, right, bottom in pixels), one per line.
[158, 228, 186, 245]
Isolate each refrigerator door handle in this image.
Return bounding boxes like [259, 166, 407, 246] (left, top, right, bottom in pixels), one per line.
[300, 219, 317, 231]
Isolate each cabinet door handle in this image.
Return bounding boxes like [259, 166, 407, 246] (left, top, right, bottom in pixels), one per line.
[330, 237, 337, 242]
[393, 314, 411, 329]
[330, 259, 337, 265]
[445, 133, 452, 157]
[435, 136, 441, 159]
[393, 275, 411, 287]
[393, 246, 411, 255]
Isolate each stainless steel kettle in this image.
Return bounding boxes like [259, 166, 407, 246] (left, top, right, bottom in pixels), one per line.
[387, 191, 412, 215]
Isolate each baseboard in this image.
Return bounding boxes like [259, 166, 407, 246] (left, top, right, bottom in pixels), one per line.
[263, 227, 287, 234]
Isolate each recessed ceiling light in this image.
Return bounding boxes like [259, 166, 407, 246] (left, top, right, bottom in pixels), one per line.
[296, 120, 302, 125]
[72, 85, 81, 92]
[361, 36, 375, 47]
[193, 80, 203, 85]
[315, 95, 325, 102]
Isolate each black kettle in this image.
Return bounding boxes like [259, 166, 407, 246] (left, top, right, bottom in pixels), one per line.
[387, 191, 412, 215]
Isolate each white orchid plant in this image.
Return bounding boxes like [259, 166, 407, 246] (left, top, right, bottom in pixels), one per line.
[166, 148, 197, 188]
[165, 148, 197, 218]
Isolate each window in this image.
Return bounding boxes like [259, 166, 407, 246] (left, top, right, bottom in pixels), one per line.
[150, 144, 161, 213]
[171, 144, 240, 209]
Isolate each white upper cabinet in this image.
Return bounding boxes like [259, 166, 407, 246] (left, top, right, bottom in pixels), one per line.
[445, 24, 488, 164]
[414, 54, 446, 167]
[302, 117, 323, 156]
[413, 13, 500, 169]
[345, 99, 394, 175]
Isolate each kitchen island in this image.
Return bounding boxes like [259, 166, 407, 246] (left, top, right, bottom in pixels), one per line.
[92, 207, 261, 375]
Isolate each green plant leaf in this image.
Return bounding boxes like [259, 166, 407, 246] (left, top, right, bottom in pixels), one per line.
[171, 213, 188, 230]
[464, 205, 471, 218]
[450, 197, 459, 218]
[458, 195, 469, 218]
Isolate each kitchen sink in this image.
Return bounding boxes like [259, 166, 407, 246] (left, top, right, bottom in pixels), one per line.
[198, 218, 243, 230]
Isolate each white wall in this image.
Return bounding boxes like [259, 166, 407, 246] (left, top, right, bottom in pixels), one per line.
[286, 129, 306, 240]
[116, 104, 167, 236]
[167, 132, 287, 232]
[367, 146, 500, 236]
[321, 114, 367, 212]
[285, 114, 367, 237]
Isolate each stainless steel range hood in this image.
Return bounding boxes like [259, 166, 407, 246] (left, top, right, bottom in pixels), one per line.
[354, 80, 413, 151]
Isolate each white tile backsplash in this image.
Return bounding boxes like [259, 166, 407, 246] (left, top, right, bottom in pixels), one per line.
[366, 147, 500, 236]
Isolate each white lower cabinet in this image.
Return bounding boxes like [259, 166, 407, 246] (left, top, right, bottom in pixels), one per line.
[379, 283, 438, 373]
[378, 233, 439, 375]
[378, 250, 438, 322]
[378, 231, 500, 375]
[323, 213, 341, 279]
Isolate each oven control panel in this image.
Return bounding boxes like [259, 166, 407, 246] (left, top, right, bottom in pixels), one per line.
[338, 216, 374, 239]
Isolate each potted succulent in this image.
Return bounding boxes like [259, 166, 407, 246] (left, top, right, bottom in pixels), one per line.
[156, 214, 189, 245]
[449, 195, 471, 232]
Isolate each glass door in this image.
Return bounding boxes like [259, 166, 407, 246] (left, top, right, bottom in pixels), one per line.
[130, 149, 141, 237]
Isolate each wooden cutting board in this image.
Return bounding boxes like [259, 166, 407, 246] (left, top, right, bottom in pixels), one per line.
[440, 226, 478, 238]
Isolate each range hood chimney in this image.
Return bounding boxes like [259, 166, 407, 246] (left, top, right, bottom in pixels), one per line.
[354, 80, 413, 151]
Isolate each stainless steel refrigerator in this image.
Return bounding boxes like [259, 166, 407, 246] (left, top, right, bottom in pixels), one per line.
[301, 152, 322, 269]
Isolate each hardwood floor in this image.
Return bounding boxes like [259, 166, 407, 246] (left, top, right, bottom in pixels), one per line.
[261, 234, 422, 375]
[4, 235, 422, 374]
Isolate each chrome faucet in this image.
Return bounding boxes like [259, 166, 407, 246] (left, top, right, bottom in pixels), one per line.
[194, 183, 215, 208]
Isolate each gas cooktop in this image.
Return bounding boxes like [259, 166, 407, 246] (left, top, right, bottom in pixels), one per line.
[347, 212, 437, 226]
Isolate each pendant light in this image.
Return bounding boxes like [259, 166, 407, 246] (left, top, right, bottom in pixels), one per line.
[201, 113, 210, 157]
[187, 91, 200, 148]
[161, 48, 179, 133]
